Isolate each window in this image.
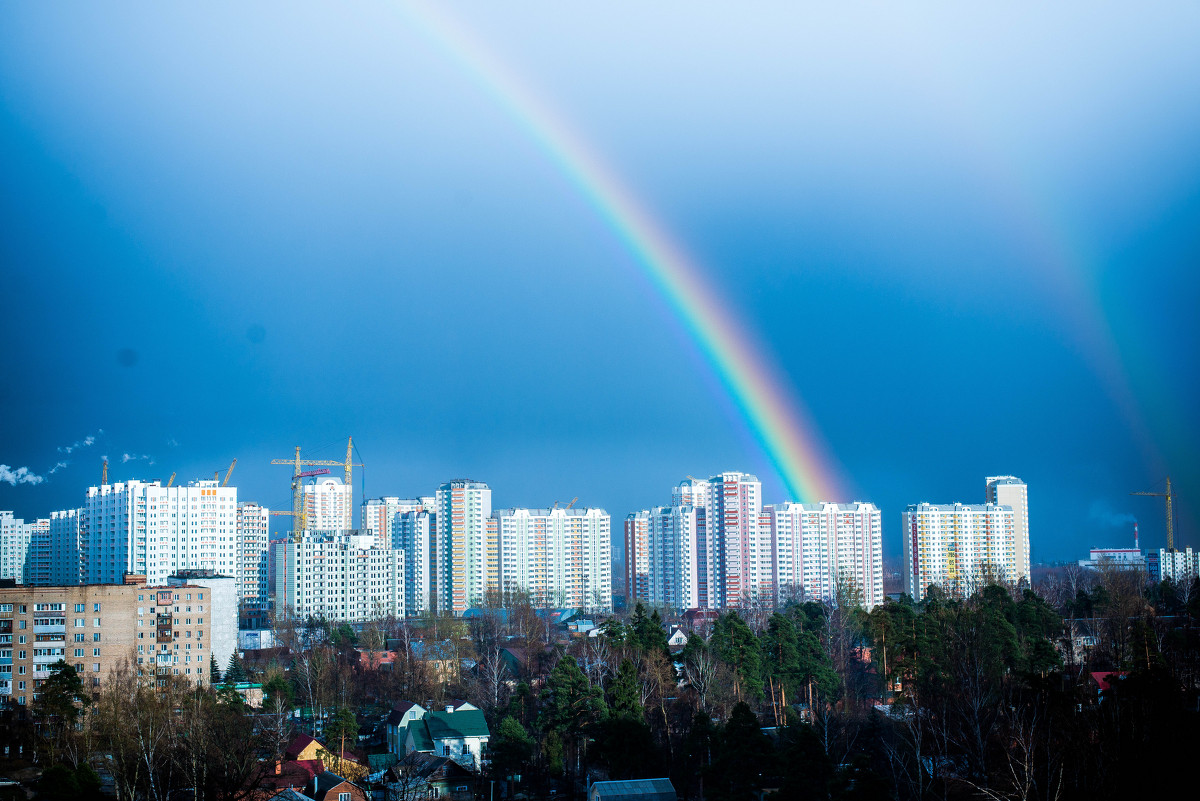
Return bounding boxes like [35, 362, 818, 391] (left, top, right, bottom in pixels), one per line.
[74, 604, 85, 613]
[339, 794, 350, 801]
[92, 663, 100, 673]
[74, 619, 84, 628]
[93, 633, 100, 642]
[93, 603, 101, 612]
[92, 618, 101, 627]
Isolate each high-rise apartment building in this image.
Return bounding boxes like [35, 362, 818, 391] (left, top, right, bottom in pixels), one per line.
[48, 509, 83, 586]
[273, 532, 404, 622]
[705, 472, 764, 607]
[986, 476, 1030, 583]
[434, 480, 492, 615]
[647, 505, 707, 610]
[235, 503, 270, 628]
[902, 503, 1016, 599]
[492, 507, 612, 611]
[630, 475, 884, 612]
[302, 477, 353, 532]
[83, 479, 239, 586]
[395, 507, 436, 616]
[362, 497, 434, 549]
[0, 512, 34, 584]
[766, 502, 883, 609]
[1158, 547, 1199, 586]
[624, 511, 651, 605]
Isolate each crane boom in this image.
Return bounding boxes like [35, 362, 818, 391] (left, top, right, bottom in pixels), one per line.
[270, 439, 363, 542]
[1131, 476, 1176, 551]
[222, 458, 237, 487]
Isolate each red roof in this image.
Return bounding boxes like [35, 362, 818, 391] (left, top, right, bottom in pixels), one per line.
[358, 650, 397, 668]
[258, 759, 324, 790]
[1090, 671, 1127, 691]
[284, 733, 322, 760]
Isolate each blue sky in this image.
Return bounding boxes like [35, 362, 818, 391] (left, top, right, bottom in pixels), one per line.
[2, 2, 1198, 563]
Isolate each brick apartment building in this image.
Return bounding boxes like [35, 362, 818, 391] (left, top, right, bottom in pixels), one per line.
[0, 574, 235, 707]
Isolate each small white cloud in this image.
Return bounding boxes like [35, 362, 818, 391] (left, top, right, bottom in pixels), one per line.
[57, 431, 101, 455]
[0, 465, 44, 486]
[48, 461, 69, 475]
[166, 438, 179, 448]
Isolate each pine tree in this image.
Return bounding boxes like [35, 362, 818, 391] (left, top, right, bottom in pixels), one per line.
[209, 654, 222, 683]
[610, 658, 642, 721]
[225, 653, 247, 684]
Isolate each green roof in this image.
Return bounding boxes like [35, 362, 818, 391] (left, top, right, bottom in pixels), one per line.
[408, 723, 434, 752]
[424, 709, 491, 740]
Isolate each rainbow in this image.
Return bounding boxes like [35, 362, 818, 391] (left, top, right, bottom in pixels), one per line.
[399, 2, 845, 502]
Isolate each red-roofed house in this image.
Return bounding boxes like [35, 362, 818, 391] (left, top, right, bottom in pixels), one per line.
[1090, 671, 1127, 696]
[251, 759, 325, 799]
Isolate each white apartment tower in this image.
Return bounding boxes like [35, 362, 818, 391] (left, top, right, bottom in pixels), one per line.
[83, 479, 238, 586]
[766, 502, 883, 609]
[362, 496, 435, 549]
[434, 480, 492, 615]
[493, 507, 612, 612]
[48, 509, 83, 586]
[235, 502, 270, 627]
[273, 532, 404, 622]
[0, 512, 33, 584]
[395, 507, 436, 616]
[902, 502, 1016, 599]
[986, 476, 1030, 583]
[647, 505, 707, 610]
[1158, 548, 1200, 586]
[302, 477, 353, 532]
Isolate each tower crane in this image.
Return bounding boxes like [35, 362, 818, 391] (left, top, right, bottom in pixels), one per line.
[1132, 476, 1178, 551]
[270, 438, 363, 542]
[222, 458, 237, 487]
[102, 459, 107, 485]
[167, 472, 176, 488]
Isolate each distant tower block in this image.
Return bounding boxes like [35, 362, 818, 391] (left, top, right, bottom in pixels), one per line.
[986, 476, 1030, 583]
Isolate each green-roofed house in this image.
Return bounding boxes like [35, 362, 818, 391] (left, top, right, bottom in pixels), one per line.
[391, 700, 491, 772]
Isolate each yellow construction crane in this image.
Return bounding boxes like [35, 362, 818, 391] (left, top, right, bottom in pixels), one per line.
[102, 459, 107, 485]
[270, 438, 363, 542]
[167, 472, 176, 487]
[1132, 476, 1177, 551]
[567, 497, 579, 509]
[222, 458, 237, 487]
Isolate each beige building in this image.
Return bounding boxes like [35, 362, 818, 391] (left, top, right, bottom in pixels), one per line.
[0, 576, 229, 707]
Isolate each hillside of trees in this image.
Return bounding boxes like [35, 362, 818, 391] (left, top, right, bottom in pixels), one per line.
[3, 568, 1198, 801]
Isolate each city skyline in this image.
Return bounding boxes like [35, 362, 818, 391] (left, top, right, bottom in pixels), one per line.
[2, 3, 1198, 563]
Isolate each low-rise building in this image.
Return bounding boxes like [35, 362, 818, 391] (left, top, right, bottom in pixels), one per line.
[1078, 548, 1146, 572]
[387, 699, 490, 771]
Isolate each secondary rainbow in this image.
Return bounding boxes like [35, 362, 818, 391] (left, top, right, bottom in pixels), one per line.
[400, 2, 845, 502]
